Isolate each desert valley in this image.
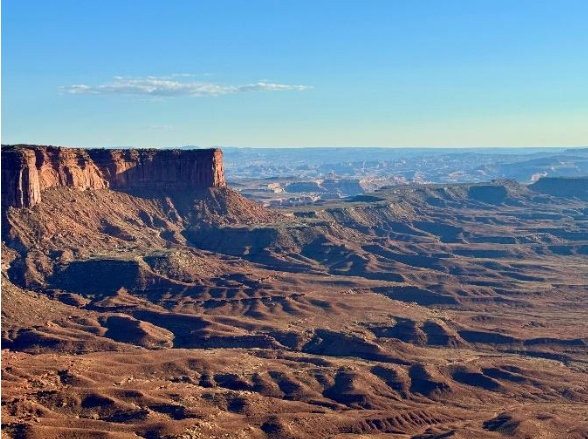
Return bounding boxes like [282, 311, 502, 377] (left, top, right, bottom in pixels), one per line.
[1, 145, 588, 439]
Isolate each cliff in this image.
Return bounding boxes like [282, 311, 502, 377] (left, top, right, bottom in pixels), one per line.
[1, 145, 226, 208]
[530, 176, 588, 200]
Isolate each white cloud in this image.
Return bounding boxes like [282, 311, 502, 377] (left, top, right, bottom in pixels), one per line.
[147, 124, 174, 130]
[61, 76, 311, 98]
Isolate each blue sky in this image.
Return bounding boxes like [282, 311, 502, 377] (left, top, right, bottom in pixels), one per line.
[3, 0, 587, 148]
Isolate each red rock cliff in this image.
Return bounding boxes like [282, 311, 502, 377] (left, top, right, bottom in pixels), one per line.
[1, 145, 226, 208]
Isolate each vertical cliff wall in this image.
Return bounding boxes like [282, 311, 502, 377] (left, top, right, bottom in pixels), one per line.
[530, 176, 588, 200]
[1, 147, 42, 208]
[1, 145, 226, 208]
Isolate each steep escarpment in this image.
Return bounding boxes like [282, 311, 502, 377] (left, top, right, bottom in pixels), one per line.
[1, 145, 226, 208]
[531, 176, 588, 200]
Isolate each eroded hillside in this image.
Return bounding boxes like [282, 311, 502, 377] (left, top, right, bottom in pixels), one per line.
[2, 146, 588, 439]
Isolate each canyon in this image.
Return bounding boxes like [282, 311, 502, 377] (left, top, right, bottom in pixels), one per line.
[221, 147, 588, 206]
[2, 145, 588, 439]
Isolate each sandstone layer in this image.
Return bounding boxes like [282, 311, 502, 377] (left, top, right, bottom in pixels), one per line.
[1, 145, 226, 208]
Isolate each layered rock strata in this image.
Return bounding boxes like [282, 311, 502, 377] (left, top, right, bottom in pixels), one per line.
[1, 145, 226, 208]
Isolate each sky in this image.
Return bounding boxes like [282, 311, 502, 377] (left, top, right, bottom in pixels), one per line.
[2, 0, 588, 148]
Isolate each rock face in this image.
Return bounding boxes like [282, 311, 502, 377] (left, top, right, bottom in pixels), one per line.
[530, 176, 588, 200]
[1, 145, 226, 208]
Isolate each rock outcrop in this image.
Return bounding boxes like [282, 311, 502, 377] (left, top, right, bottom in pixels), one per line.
[1, 145, 226, 208]
[530, 176, 588, 200]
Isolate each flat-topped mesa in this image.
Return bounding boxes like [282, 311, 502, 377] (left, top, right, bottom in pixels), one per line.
[530, 176, 588, 200]
[1, 145, 226, 208]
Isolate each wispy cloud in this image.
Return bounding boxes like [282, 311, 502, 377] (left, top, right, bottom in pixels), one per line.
[146, 124, 174, 131]
[61, 76, 311, 98]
